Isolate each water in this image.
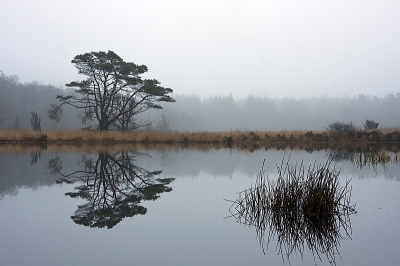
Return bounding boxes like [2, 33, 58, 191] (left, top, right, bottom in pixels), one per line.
[0, 148, 399, 266]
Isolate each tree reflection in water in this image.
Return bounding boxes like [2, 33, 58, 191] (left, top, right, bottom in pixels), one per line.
[48, 151, 174, 229]
[226, 156, 356, 265]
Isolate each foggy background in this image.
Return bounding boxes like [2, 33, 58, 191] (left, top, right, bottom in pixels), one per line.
[1, 72, 399, 131]
[1, 0, 400, 99]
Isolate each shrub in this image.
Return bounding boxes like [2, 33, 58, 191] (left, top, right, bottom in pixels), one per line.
[364, 119, 379, 130]
[30, 111, 41, 131]
[326, 121, 356, 135]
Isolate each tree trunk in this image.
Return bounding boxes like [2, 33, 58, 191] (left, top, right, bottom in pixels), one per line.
[99, 116, 109, 131]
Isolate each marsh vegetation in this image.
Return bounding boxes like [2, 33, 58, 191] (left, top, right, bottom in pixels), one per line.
[2, 128, 400, 144]
[226, 154, 357, 265]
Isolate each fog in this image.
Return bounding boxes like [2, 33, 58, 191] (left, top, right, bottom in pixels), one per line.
[1, 1, 399, 129]
[0, 72, 82, 130]
[147, 94, 400, 131]
[1, 72, 399, 132]
[1, 1, 400, 99]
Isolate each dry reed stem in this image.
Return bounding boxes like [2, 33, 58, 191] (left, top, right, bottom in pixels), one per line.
[2, 129, 400, 154]
[1, 129, 399, 144]
[0, 129, 331, 144]
[227, 154, 357, 266]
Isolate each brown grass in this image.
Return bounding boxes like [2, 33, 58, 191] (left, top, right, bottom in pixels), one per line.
[0, 129, 320, 144]
[1, 129, 400, 153]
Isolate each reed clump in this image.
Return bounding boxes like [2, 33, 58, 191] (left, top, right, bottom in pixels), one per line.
[227, 154, 357, 265]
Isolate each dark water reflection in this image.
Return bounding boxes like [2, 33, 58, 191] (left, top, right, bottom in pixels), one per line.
[48, 151, 174, 228]
[0, 147, 399, 266]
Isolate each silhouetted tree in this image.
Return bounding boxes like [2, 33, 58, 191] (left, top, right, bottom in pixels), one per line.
[48, 50, 175, 131]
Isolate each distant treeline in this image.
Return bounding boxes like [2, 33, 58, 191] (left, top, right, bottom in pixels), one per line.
[1, 71, 399, 131]
[144, 93, 400, 131]
[0, 71, 81, 130]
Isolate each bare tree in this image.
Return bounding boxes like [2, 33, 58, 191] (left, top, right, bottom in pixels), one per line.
[156, 112, 171, 132]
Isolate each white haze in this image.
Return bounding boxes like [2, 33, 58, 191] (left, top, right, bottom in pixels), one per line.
[144, 94, 400, 131]
[1, 0, 400, 99]
[1, 74, 399, 131]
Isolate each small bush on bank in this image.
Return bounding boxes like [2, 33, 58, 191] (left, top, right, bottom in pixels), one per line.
[364, 119, 379, 130]
[326, 121, 357, 135]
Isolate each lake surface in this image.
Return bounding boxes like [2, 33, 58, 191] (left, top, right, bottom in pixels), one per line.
[0, 147, 399, 266]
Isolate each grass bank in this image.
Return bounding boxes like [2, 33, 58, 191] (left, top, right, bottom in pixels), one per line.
[1, 129, 400, 149]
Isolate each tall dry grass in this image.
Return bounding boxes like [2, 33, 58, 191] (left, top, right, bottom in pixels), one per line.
[0, 129, 308, 143]
[2, 129, 400, 154]
[0, 129, 326, 153]
[226, 154, 356, 265]
[0, 129, 325, 143]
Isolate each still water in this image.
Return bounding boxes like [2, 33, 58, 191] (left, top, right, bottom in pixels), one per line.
[0, 147, 399, 266]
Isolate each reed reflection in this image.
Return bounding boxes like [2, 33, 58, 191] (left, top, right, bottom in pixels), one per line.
[30, 150, 42, 165]
[330, 148, 400, 173]
[227, 155, 357, 265]
[30, 145, 47, 165]
[48, 151, 174, 229]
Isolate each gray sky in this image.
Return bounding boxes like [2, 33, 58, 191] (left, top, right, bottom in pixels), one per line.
[1, 0, 400, 99]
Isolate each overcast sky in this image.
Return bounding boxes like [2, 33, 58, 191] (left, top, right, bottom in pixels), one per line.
[1, 0, 400, 99]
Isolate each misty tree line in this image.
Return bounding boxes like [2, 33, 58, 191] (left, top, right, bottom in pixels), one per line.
[0, 71, 81, 130]
[143, 93, 400, 131]
[1, 71, 400, 131]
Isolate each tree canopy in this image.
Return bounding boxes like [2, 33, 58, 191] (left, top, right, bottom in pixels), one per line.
[48, 51, 175, 131]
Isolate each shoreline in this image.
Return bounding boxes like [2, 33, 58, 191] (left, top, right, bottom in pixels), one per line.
[1, 129, 400, 153]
